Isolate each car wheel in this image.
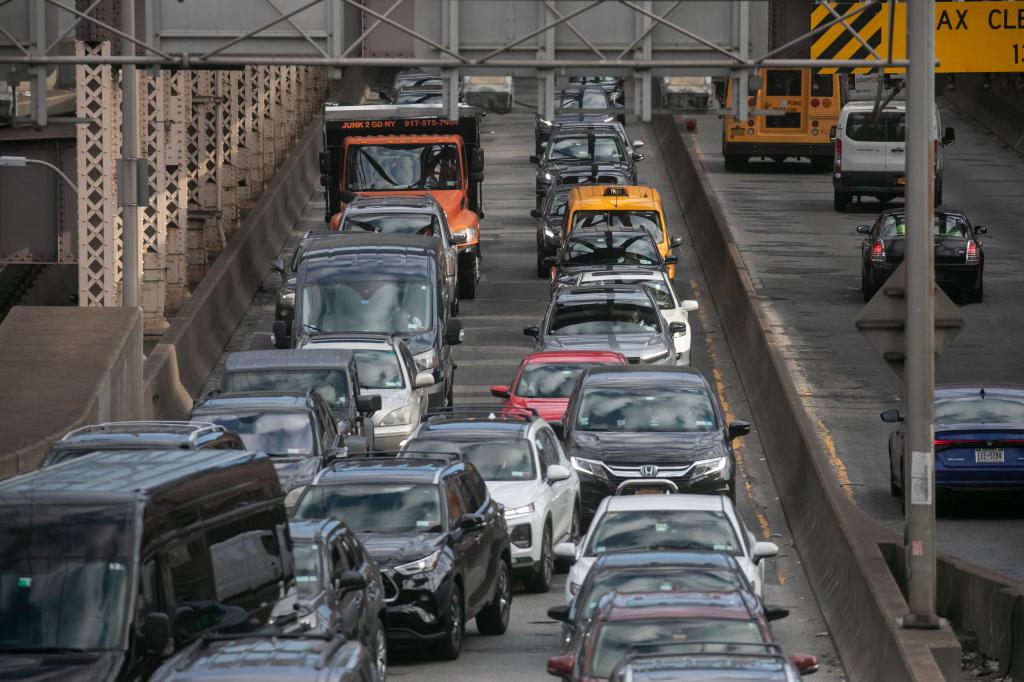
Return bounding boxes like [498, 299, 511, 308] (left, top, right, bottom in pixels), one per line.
[889, 450, 901, 498]
[525, 524, 553, 593]
[833, 191, 849, 212]
[967, 273, 983, 303]
[459, 254, 479, 300]
[374, 619, 388, 680]
[476, 560, 511, 635]
[446, 378, 455, 407]
[863, 268, 877, 302]
[536, 250, 549, 278]
[555, 504, 580, 574]
[436, 583, 464, 660]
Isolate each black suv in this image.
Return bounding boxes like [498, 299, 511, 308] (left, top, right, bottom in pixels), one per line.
[291, 457, 512, 660]
[535, 130, 640, 207]
[190, 391, 345, 501]
[41, 421, 244, 468]
[560, 366, 750, 521]
[535, 86, 619, 156]
[273, 519, 389, 677]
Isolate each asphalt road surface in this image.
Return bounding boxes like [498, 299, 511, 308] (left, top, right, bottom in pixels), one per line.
[206, 106, 847, 681]
[691, 98, 1024, 586]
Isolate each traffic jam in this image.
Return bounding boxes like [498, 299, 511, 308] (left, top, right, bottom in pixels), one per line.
[3, 71, 835, 682]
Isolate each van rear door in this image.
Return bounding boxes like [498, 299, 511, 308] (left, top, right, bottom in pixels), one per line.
[881, 109, 907, 178]
[842, 110, 889, 174]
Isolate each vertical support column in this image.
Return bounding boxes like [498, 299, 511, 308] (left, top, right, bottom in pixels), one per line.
[737, 1, 750, 122]
[76, 40, 122, 307]
[902, 0, 939, 630]
[640, 0, 653, 122]
[537, 0, 556, 120]
[138, 70, 168, 331]
[217, 71, 239, 240]
[163, 70, 190, 312]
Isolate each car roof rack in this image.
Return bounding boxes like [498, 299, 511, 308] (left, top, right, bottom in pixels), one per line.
[61, 421, 228, 444]
[422, 406, 539, 423]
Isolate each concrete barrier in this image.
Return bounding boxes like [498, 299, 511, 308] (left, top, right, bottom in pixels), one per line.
[652, 114, 962, 681]
[0, 306, 142, 476]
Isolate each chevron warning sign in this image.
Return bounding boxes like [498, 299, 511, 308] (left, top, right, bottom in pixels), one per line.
[811, 2, 1024, 73]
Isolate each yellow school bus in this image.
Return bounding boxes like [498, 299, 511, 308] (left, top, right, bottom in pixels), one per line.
[722, 68, 842, 172]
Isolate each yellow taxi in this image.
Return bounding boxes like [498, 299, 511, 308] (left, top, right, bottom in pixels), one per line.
[563, 185, 680, 278]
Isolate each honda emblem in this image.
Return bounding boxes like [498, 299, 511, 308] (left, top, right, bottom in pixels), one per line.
[639, 465, 658, 478]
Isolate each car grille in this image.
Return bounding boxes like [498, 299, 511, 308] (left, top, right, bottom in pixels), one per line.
[382, 572, 400, 602]
[603, 462, 694, 480]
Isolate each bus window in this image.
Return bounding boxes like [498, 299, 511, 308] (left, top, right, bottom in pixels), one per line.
[766, 70, 802, 96]
[811, 74, 834, 97]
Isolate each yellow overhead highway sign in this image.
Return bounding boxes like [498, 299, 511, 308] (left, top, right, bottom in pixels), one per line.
[810, 1, 1024, 73]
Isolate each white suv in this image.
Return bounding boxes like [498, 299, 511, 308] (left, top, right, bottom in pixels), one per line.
[557, 491, 778, 602]
[400, 410, 581, 593]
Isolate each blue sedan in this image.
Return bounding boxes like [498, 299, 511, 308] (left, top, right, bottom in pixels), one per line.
[885, 386, 1024, 502]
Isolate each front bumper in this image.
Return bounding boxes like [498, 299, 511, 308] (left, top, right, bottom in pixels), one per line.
[506, 515, 543, 572]
[383, 571, 454, 644]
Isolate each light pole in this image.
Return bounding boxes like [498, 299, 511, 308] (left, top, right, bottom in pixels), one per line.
[0, 155, 78, 196]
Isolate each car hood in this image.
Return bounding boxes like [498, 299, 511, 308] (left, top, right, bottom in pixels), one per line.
[0, 651, 121, 682]
[486, 480, 543, 510]
[369, 390, 413, 424]
[540, 333, 667, 361]
[568, 430, 725, 464]
[358, 531, 444, 567]
[390, 329, 435, 356]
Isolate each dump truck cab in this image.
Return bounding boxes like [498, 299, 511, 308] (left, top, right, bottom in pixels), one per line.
[322, 104, 485, 299]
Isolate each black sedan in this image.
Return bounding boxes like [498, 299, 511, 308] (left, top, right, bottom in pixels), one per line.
[534, 130, 640, 207]
[524, 284, 685, 366]
[544, 230, 674, 293]
[534, 86, 623, 156]
[858, 208, 986, 302]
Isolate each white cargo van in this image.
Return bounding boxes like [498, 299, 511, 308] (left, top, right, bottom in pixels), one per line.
[831, 100, 955, 212]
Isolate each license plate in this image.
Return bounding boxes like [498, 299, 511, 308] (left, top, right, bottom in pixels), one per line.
[975, 448, 1005, 463]
[633, 487, 664, 495]
[896, 176, 905, 185]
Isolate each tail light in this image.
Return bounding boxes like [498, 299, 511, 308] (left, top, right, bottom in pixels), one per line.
[811, 120, 819, 128]
[747, 96, 755, 107]
[747, 119, 754, 127]
[834, 138, 842, 172]
[966, 240, 979, 264]
[871, 240, 886, 263]
[823, 98, 832, 107]
[810, 98, 820, 108]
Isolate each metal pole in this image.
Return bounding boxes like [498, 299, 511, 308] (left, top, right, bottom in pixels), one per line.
[737, 0, 749, 122]
[902, 0, 939, 629]
[121, 0, 140, 308]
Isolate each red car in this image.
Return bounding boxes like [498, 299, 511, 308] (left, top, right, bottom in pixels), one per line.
[546, 591, 819, 682]
[490, 351, 627, 422]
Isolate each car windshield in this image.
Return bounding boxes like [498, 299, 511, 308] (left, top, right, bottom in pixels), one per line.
[582, 89, 608, 108]
[341, 212, 441, 238]
[572, 211, 663, 244]
[0, 504, 133, 652]
[546, 136, 623, 163]
[877, 214, 971, 239]
[346, 143, 461, 191]
[549, 299, 661, 335]
[223, 370, 350, 411]
[404, 439, 536, 481]
[585, 510, 741, 557]
[198, 411, 314, 455]
[578, 569, 747, 621]
[300, 279, 433, 335]
[547, 192, 570, 219]
[935, 394, 1024, 424]
[354, 349, 405, 389]
[845, 111, 905, 142]
[515, 362, 608, 398]
[588, 619, 766, 678]
[562, 234, 660, 267]
[588, 278, 674, 309]
[577, 385, 717, 432]
[295, 483, 442, 533]
[292, 541, 322, 599]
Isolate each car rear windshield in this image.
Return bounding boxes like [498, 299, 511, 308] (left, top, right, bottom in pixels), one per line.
[342, 212, 441, 238]
[845, 111, 905, 142]
[572, 210, 663, 244]
[515, 362, 608, 398]
[576, 385, 717, 432]
[546, 136, 623, 163]
[935, 394, 1024, 424]
[587, 278, 674, 310]
[223, 369, 350, 410]
[300, 279, 433, 336]
[199, 411, 315, 456]
[877, 214, 970, 239]
[577, 568, 746, 621]
[354, 349, 405, 389]
[550, 300, 661, 335]
[586, 509, 741, 557]
[294, 483, 442, 533]
[404, 439, 536, 481]
[562, 234, 660, 267]
[588, 619, 765, 678]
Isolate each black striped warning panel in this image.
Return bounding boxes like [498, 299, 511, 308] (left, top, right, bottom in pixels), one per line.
[810, 2, 886, 73]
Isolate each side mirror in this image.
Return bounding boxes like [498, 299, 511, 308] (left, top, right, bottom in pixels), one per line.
[270, 257, 286, 274]
[523, 325, 540, 338]
[553, 541, 577, 558]
[856, 224, 872, 234]
[663, 255, 678, 265]
[415, 372, 436, 388]
[752, 540, 779, 563]
[668, 321, 687, 336]
[547, 604, 571, 623]
[548, 420, 564, 440]
[942, 127, 955, 146]
[139, 612, 170, 654]
[334, 570, 367, 592]
[451, 231, 468, 244]
[458, 513, 484, 531]
[472, 147, 485, 172]
[490, 385, 511, 399]
[829, 125, 837, 143]
[444, 319, 465, 345]
[880, 409, 903, 423]
[543, 256, 557, 268]
[632, 151, 645, 162]
[765, 605, 790, 622]
[547, 654, 575, 678]
[789, 654, 820, 675]
[356, 394, 382, 415]
[470, 171, 485, 183]
[318, 151, 332, 175]
[728, 420, 751, 440]
[669, 237, 684, 249]
[975, 225, 987, 235]
[529, 154, 540, 164]
[680, 299, 699, 313]
[530, 208, 542, 218]
[631, 140, 645, 149]
[272, 320, 290, 347]
[547, 464, 570, 482]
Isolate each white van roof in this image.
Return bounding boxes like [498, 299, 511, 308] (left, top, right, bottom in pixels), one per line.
[842, 100, 906, 113]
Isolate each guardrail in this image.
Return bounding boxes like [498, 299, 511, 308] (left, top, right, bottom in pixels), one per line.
[652, 113, 961, 681]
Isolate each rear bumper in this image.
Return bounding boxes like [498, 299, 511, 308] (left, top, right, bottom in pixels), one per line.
[723, 140, 832, 158]
[834, 171, 906, 194]
[870, 262, 979, 291]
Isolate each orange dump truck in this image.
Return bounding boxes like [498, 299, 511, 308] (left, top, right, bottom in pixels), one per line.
[321, 104, 485, 298]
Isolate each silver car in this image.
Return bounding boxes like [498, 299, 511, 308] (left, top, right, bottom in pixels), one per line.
[299, 332, 434, 451]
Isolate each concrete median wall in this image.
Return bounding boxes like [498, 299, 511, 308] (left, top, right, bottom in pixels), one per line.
[652, 114, 961, 681]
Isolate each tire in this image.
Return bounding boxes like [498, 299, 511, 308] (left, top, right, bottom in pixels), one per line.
[724, 154, 746, 172]
[459, 254, 479, 300]
[476, 560, 511, 635]
[524, 524, 553, 593]
[373, 620, 388, 680]
[536, 250, 549, 278]
[436, 582, 464, 660]
[967, 273, 983, 303]
[889, 448, 901, 498]
[862, 268, 877, 302]
[554, 504, 580, 574]
[834, 191, 849, 212]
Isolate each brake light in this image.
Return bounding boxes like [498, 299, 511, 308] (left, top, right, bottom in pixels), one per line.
[823, 98, 832, 108]
[811, 120, 819, 128]
[871, 240, 886, 263]
[966, 240, 979, 264]
[747, 119, 754, 127]
[834, 138, 842, 172]
[810, 98, 820, 108]
[747, 96, 755, 107]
